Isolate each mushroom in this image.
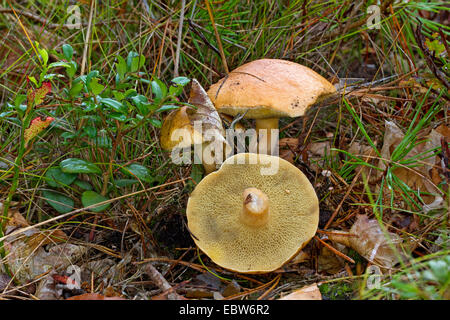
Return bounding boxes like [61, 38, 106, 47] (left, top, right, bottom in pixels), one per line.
[207, 59, 336, 155]
[160, 79, 228, 175]
[186, 152, 319, 273]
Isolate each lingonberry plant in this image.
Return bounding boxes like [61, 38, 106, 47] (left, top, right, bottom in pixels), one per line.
[1, 43, 190, 219]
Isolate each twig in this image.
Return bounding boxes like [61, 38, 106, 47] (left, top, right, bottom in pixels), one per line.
[188, 18, 221, 56]
[414, 22, 450, 90]
[314, 236, 355, 264]
[141, 262, 185, 300]
[173, 0, 186, 77]
[80, 0, 95, 76]
[204, 0, 228, 74]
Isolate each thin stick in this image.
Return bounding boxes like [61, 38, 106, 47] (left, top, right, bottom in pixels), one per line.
[314, 236, 355, 264]
[204, 0, 228, 74]
[257, 274, 281, 300]
[141, 262, 184, 300]
[173, 0, 186, 77]
[80, 0, 95, 75]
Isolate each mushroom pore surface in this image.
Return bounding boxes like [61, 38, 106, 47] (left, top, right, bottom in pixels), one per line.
[186, 153, 319, 273]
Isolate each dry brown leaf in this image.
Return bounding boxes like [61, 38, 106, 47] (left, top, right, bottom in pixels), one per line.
[378, 121, 445, 208]
[6, 209, 30, 228]
[1, 211, 86, 284]
[279, 283, 322, 300]
[327, 214, 404, 269]
[279, 138, 299, 163]
[317, 245, 346, 274]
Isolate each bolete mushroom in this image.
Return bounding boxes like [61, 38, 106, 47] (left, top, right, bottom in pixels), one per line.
[186, 152, 319, 273]
[207, 59, 336, 155]
[160, 79, 228, 175]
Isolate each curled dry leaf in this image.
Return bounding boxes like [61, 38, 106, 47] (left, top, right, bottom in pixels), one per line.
[378, 121, 445, 209]
[160, 79, 230, 171]
[327, 214, 404, 269]
[278, 283, 322, 300]
[187, 79, 230, 166]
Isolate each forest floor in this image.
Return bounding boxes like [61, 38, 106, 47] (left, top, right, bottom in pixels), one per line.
[0, 0, 448, 300]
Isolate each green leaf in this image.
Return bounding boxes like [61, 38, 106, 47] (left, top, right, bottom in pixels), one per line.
[428, 259, 449, 284]
[190, 164, 204, 184]
[83, 125, 97, 138]
[81, 191, 110, 212]
[14, 94, 27, 108]
[86, 70, 99, 89]
[112, 90, 125, 101]
[169, 85, 183, 96]
[131, 95, 152, 115]
[38, 46, 49, 66]
[120, 163, 153, 182]
[69, 80, 84, 98]
[171, 76, 190, 86]
[92, 135, 112, 149]
[109, 112, 127, 122]
[90, 78, 105, 95]
[62, 44, 74, 61]
[66, 60, 77, 78]
[45, 167, 77, 188]
[113, 179, 139, 187]
[73, 179, 93, 190]
[127, 52, 145, 72]
[152, 78, 167, 99]
[43, 190, 75, 213]
[151, 80, 164, 101]
[124, 89, 137, 98]
[116, 56, 127, 80]
[101, 98, 127, 113]
[156, 105, 179, 113]
[60, 158, 102, 174]
[48, 61, 71, 69]
[148, 118, 162, 128]
[28, 76, 38, 87]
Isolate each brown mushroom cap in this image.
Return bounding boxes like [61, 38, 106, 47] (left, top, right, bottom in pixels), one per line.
[186, 153, 319, 273]
[207, 59, 336, 119]
[160, 106, 203, 150]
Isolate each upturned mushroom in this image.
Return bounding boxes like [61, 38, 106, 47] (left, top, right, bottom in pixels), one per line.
[207, 59, 336, 155]
[186, 152, 319, 273]
[160, 79, 228, 175]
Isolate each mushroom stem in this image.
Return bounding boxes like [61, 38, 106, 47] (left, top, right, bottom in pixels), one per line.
[202, 162, 217, 175]
[195, 146, 217, 175]
[241, 188, 269, 226]
[255, 118, 279, 155]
